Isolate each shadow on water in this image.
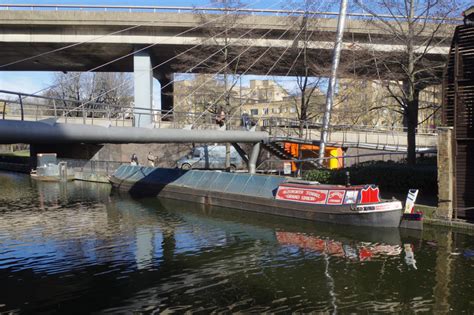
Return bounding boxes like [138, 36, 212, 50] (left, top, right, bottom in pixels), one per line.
[112, 167, 186, 197]
[0, 171, 474, 313]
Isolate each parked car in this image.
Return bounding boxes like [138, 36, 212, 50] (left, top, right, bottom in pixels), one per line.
[177, 145, 244, 171]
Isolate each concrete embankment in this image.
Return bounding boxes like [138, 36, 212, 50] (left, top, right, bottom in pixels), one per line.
[0, 156, 30, 173]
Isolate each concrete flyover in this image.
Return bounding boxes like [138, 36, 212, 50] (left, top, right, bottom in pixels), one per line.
[0, 6, 454, 75]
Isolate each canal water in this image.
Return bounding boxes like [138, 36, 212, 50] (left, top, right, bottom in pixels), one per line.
[0, 171, 473, 313]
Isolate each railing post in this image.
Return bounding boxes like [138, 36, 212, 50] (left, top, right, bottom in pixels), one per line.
[19, 95, 24, 121]
[53, 100, 57, 118]
[2, 101, 6, 120]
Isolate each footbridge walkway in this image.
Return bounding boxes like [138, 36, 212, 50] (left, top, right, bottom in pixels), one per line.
[0, 90, 437, 153]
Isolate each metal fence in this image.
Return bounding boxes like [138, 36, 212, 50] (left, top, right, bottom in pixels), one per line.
[59, 158, 126, 175]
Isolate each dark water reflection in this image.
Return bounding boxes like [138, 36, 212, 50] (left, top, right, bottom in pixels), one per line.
[0, 171, 473, 313]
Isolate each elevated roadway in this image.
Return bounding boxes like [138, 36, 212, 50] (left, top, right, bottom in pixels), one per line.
[0, 5, 454, 76]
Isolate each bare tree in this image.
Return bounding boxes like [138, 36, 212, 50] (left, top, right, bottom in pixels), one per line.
[283, 0, 330, 138]
[175, 0, 253, 170]
[355, 0, 467, 164]
[45, 72, 132, 118]
[173, 74, 232, 123]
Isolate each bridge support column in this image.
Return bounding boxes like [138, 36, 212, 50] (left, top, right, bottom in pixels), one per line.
[134, 51, 153, 127]
[154, 71, 174, 115]
[249, 142, 261, 174]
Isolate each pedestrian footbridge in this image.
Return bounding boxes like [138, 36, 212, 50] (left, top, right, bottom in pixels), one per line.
[0, 90, 437, 153]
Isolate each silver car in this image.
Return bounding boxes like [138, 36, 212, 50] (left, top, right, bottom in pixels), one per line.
[177, 145, 244, 171]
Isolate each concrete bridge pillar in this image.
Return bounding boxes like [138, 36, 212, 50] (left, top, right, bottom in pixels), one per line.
[153, 71, 174, 115]
[134, 51, 153, 127]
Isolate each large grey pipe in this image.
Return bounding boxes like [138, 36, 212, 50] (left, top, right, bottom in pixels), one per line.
[319, 0, 348, 164]
[249, 142, 261, 174]
[0, 120, 269, 144]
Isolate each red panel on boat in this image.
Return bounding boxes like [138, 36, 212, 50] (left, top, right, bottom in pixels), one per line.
[327, 190, 346, 205]
[359, 186, 380, 204]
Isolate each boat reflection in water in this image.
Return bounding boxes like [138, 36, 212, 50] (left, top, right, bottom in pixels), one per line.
[275, 231, 419, 270]
[276, 231, 404, 261]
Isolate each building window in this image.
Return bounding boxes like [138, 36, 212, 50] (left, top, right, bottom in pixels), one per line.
[290, 107, 296, 113]
[263, 108, 269, 115]
[272, 108, 280, 114]
[250, 109, 258, 116]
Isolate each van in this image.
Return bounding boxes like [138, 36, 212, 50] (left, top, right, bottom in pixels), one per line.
[177, 145, 245, 171]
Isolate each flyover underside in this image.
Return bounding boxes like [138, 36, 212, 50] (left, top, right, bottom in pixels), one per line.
[0, 42, 354, 76]
[0, 42, 446, 78]
[0, 120, 269, 144]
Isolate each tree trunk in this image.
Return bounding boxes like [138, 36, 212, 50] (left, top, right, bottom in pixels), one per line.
[405, 88, 420, 165]
[298, 121, 305, 139]
[406, 105, 417, 165]
[405, 0, 418, 166]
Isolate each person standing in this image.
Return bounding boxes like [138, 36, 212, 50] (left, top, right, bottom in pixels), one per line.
[241, 111, 250, 130]
[215, 107, 225, 127]
[147, 151, 156, 167]
[130, 153, 139, 166]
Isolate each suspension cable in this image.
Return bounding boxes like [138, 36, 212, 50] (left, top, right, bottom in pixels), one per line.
[189, 5, 327, 128]
[23, 0, 263, 101]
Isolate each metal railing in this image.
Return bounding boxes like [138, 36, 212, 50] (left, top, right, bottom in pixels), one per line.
[0, 89, 438, 151]
[261, 117, 438, 151]
[0, 4, 462, 22]
[59, 158, 126, 175]
[256, 150, 436, 174]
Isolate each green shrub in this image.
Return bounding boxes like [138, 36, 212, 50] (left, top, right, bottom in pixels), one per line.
[303, 161, 437, 196]
[303, 169, 332, 183]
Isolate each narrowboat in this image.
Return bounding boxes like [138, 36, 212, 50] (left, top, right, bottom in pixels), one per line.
[109, 165, 404, 227]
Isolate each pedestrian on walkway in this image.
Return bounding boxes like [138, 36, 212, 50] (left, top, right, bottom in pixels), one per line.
[241, 111, 250, 130]
[147, 151, 156, 167]
[216, 107, 225, 127]
[130, 153, 139, 166]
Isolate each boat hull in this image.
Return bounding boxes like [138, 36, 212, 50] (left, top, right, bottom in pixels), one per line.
[109, 168, 402, 228]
